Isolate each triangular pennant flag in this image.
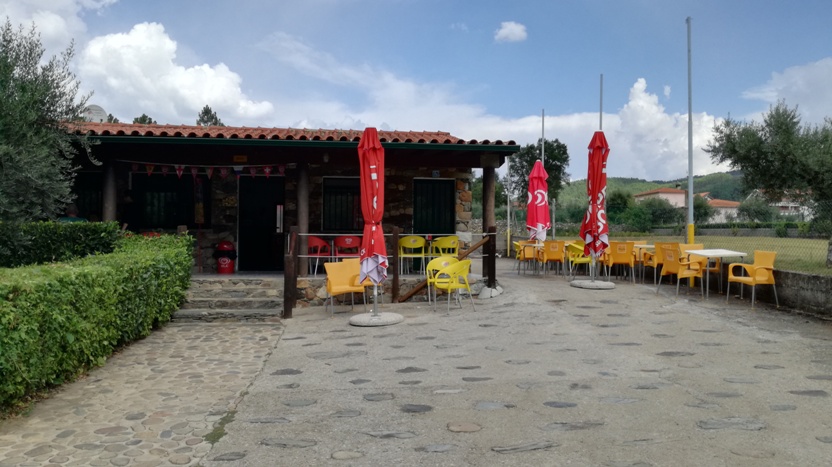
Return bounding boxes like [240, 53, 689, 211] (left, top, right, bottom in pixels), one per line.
[278, 165, 285, 175]
[248, 167, 258, 177]
[131, 163, 139, 172]
[175, 165, 185, 178]
[219, 167, 229, 179]
[190, 167, 199, 178]
[145, 164, 155, 176]
[161, 165, 170, 177]
[206, 167, 214, 179]
[263, 166, 273, 179]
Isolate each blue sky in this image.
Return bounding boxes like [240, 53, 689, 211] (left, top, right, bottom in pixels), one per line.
[4, 0, 832, 182]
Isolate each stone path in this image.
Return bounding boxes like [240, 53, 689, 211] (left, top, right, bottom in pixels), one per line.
[0, 323, 283, 466]
[3, 258, 832, 466]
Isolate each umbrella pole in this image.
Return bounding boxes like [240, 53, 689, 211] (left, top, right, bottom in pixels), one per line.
[370, 284, 380, 319]
[590, 256, 596, 282]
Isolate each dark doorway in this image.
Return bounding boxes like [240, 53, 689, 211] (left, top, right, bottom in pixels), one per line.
[238, 176, 285, 271]
[413, 178, 456, 235]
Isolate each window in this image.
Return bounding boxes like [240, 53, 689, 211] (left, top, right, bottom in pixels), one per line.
[131, 175, 211, 229]
[413, 178, 455, 234]
[322, 177, 362, 232]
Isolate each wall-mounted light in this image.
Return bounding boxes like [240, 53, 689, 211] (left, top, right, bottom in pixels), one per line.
[323, 153, 330, 163]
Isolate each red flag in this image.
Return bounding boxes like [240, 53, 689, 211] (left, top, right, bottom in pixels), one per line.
[175, 165, 185, 178]
[249, 167, 258, 177]
[278, 165, 285, 175]
[161, 166, 170, 177]
[190, 167, 199, 178]
[131, 163, 139, 172]
[145, 164, 155, 176]
[263, 166, 273, 178]
[206, 167, 214, 179]
[220, 168, 229, 179]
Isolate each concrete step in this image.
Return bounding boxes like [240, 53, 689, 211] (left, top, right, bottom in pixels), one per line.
[181, 297, 282, 310]
[186, 287, 282, 300]
[188, 276, 282, 291]
[173, 308, 283, 323]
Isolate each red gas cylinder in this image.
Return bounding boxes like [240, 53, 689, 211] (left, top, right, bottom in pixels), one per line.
[213, 241, 237, 274]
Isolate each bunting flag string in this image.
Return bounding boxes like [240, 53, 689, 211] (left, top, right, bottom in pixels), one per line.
[126, 163, 290, 180]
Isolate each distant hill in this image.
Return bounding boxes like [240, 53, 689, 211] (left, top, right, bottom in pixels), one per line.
[558, 171, 744, 205]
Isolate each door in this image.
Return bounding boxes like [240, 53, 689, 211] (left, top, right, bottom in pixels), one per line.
[413, 178, 455, 235]
[238, 176, 285, 271]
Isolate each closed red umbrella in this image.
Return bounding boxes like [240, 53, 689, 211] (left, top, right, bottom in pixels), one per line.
[358, 127, 388, 285]
[526, 160, 550, 241]
[579, 131, 610, 269]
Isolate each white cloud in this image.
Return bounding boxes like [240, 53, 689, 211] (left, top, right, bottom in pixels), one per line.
[78, 22, 273, 124]
[741, 57, 832, 125]
[494, 21, 527, 43]
[0, 0, 116, 55]
[450, 22, 468, 32]
[663, 85, 671, 99]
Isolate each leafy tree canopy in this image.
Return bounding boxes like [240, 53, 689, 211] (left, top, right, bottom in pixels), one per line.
[506, 138, 570, 203]
[0, 19, 92, 222]
[737, 198, 779, 222]
[133, 113, 156, 124]
[106, 113, 119, 123]
[196, 105, 224, 127]
[693, 195, 714, 224]
[706, 101, 832, 211]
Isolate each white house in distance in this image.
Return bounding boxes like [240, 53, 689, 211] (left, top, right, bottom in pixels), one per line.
[746, 189, 814, 221]
[697, 192, 740, 223]
[632, 187, 686, 207]
[632, 188, 740, 224]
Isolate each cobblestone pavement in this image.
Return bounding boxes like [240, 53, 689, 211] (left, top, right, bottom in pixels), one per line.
[3, 258, 832, 466]
[0, 323, 284, 466]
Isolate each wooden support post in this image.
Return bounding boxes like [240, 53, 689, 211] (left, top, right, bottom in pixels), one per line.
[487, 225, 497, 288]
[283, 226, 299, 319]
[297, 163, 309, 276]
[391, 226, 400, 303]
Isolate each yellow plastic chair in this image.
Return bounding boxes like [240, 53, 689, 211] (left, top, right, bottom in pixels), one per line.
[727, 250, 778, 308]
[642, 241, 678, 284]
[682, 243, 723, 293]
[656, 244, 703, 298]
[515, 240, 539, 274]
[537, 240, 566, 276]
[398, 235, 426, 275]
[425, 256, 459, 306]
[566, 241, 592, 279]
[602, 241, 635, 283]
[324, 258, 368, 315]
[432, 259, 476, 312]
[430, 235, 459, 258]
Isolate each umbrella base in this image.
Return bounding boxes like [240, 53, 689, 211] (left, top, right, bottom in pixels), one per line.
[349, 312, 404, 327]
[570, 280, 616, 290]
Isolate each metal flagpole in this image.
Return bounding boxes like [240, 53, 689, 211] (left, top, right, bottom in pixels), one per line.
[686, 17, 695, 245]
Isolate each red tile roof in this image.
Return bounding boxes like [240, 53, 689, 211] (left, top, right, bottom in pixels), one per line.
[72, 122, 516, 146]
[707, 199, 740, 208]
[633, 187, 686, 197]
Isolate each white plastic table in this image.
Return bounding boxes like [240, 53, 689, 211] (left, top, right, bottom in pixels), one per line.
[685, 249, 747, 299]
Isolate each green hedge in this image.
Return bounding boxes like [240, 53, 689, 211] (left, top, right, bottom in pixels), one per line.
[0, 234, 192, 410]
[0, 221, 121, 268]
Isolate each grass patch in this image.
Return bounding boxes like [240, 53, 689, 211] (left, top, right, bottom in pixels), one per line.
[204, 410, 236, 445]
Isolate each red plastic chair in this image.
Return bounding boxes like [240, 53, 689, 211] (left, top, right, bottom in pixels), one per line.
[308, 236, 331, 276]
[334, 235, 361, 259]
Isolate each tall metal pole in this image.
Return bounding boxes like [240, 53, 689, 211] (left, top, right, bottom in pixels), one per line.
[506, 156, 511, 254]
[600, 74, 604, 131]
[686, 17, 695, 245]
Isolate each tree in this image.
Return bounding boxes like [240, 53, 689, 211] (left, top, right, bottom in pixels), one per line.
[706, 101, 832, 219]
[0, 20, 92, 223]
[196, 105, 224, 126]
[505, 138, 570, 203]
[642, 197, 684, 226]
[605, 190, 633, 224]
[693, 195, 715, 224]
[106, 113, 119, 123]
[133, 114, 157, 124]
[737, 198, 778, 222]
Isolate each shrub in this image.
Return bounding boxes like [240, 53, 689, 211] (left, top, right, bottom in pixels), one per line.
[0, 234, 192, 410]
[0, 221, 121, 268]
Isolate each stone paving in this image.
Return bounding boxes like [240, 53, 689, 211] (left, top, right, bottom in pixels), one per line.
[3, 258, 832, 466]
[0, 323, 284, 466]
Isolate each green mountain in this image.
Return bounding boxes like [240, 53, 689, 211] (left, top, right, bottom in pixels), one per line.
[557, 171, 744, 206]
